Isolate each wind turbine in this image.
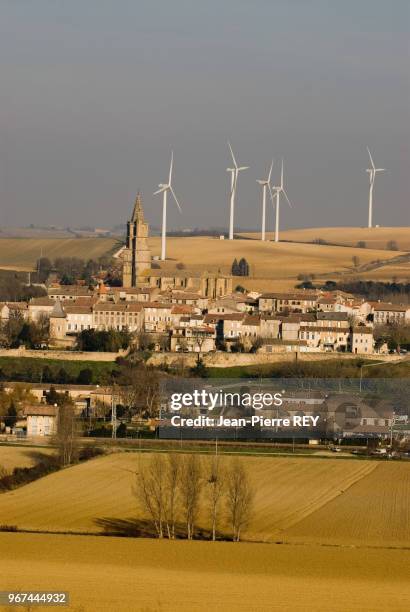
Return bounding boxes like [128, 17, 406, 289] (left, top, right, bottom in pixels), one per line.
[271, 159, 292, 243]
[154, 151, 182, 261]
[227, 142, 248, 240]
[366, 147, 385, 228]
[256, 160, 274, 241]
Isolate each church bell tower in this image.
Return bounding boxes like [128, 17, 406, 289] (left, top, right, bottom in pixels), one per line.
[122, 193, 151, 287]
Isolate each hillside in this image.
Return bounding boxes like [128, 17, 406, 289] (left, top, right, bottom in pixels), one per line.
[0, 446, 54, 472]
[0, 237, 118, 270]
[3, 452, 409, 546]
[286, 461, 410, 546]
[240, 227, 410, 251]
[1, 230, 408, 290]
[146, 235, 408, 290]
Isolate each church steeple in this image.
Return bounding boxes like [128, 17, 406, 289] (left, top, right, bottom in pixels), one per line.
[122, 191, 151, 287]
[131, 192, 144, 223]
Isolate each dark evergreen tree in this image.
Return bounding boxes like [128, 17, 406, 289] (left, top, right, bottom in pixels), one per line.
[231, 258, 240, 275]
[238, 258, 249, 276]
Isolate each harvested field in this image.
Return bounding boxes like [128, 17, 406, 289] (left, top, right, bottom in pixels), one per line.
[0, 452, 379, 541]
[0, 532, 409, 611]
[0, 237, 117, 270]
[1, 232, 408, 288]
[286, 462, 410, 546]
[240, 227, 410, 251]
[0, 445, 54, 472]
[146, 236, 407, 291]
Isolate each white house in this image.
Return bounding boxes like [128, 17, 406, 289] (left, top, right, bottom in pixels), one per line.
[24, 405, 58, 437]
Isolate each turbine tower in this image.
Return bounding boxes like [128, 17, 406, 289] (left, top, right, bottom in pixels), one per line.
[272, 159, 292, 243]
[256, 160, 274, 241]
[366, 147, 385, 228]
[227, 142, 248, 240]
[154, 151, 182, 261]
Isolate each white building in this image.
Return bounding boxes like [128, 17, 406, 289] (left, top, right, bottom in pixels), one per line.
[24, 405, 58, 437]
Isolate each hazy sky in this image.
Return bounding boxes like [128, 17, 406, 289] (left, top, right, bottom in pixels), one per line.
[0, 0, 409, 230]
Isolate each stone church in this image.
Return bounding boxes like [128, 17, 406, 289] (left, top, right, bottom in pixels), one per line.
[119, 193, 151, 286]
[116, 194, 233, 298]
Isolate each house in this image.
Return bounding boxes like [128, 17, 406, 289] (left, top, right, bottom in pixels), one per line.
[258, 291, 320, 314]
[207, 313, 244, 341]
[239, 315, 261, 348]
[370, 302, 410, 325]
[93, 302, 144, 332]
[281, 315, 302, 341]
[48, 286, 94, 301]
[208, 297, 242, 315]
[28, 297, 56, 321]
[65, 303, 94, 334]
[163, 290, 208, 309]
[260, 315, 281, 339]
[143, 303, 174, 332]
[350, 326, 374, 354]
[24, 405, 58, 437]
[6, 302, 29, 320]
[170, 325, 216, 353]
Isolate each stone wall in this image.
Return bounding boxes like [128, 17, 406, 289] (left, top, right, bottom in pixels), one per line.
[0, 347, 127, 362]
[147, 351, 403, 368]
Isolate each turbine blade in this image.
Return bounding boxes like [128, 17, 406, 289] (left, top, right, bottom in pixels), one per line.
[154, 186, 167, 195]
[238, 166, 249, 171]
[168, 150, 174, 184]
[228, 141, 238, 169]
[367, 147, 376, 170]
[170, 185, 182, 212]
[283, 188, 293, 208]
[268, 159, 274, 183]
[281, 159, 284, 189]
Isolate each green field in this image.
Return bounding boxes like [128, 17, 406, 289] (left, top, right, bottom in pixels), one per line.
[0, 356, 118, 385]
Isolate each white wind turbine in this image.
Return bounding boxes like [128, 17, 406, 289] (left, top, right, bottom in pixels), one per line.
[227, 142, 248, 240]
[154, 151, 182, 261]
[271, 159, 292, 243]
[256, 160, 274, 241]
[366, 147, 385, 228]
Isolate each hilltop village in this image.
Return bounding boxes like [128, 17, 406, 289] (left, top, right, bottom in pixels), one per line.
[1, 196, 409, 357]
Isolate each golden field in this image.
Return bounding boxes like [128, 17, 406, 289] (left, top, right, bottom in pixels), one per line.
[0, 445, 53, 472]
[240, 226, 410, 251]
[1, 452, 409, 547]
[1, 229, 409, 289]
[147, 236, 409, 290]
[0, 532, 409, 612]
[1, 452, 409, 611]
[0, 237, 117, 271]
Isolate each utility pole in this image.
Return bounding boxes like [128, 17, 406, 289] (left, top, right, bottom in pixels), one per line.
[111, 385, 117, 439]
[359, 359, 406, 392]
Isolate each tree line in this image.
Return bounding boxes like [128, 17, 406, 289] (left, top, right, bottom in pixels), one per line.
[135, 453, 254, 542]
[0, 313, 49, 349]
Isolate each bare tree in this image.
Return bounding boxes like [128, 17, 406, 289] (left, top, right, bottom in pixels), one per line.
[206, 455, 225, 541]
[225, 458, 253, 542]
[135, 454, 166, 538]
[180, 454, 202, 540]
[119, 364, 160, 419]
[55, 403, 81, 467]
[164, 453, 181, 539]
